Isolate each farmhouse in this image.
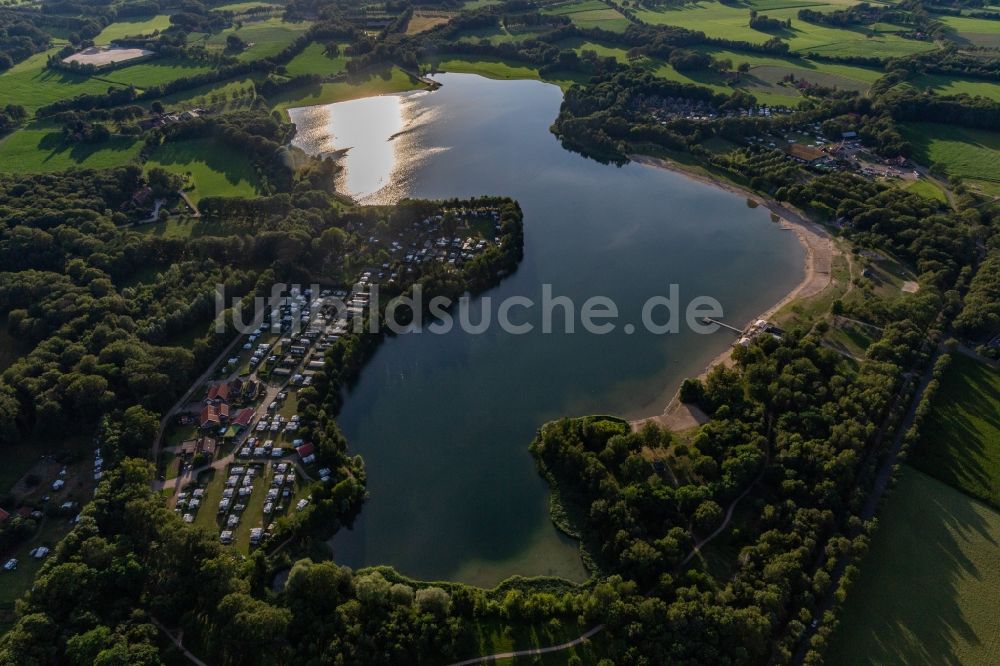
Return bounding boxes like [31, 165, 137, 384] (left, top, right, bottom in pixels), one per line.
[199, 403, 230, 429]
[206, 381, 230, 404]
[783, 143, 827, 165]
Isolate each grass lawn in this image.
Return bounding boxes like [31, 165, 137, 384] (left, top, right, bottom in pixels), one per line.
[270, 67, 424, 112]
[826, 467, 1000, 665]
[201, 18, 312, 61]
[0, 127, 142, 173]
[541, 0, 630, 32]
[423, 54, 589, 91]
[136, 217, 231, 239]
[0, 49, 128, 114]
[636, 1, 937, 57]
[0, 517, 74, 605]
[283, 42, 349, 77]
[93, 15, 173, 44]
[145, 138, 262, 202]
[903, 177, 948, 203]
[101, 57, 216, 88]
[908, 73, 1000, 102]
[911, 353, 1000, 509]
[901, 122, 1000, 189]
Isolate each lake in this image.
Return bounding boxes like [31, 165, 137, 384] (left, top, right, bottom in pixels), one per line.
[287, 73, 803, 587]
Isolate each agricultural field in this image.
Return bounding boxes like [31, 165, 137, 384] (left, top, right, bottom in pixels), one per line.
[541, 0, 630, 32]
[901, 122, 1000, 195]
[635, 1, 938, 57]
[93, 15, 173, 45]
[405, 10, 456, 35]
[911, 353, 1000, 509]
[0, 127, 142, 173]
[145, 138, 262, 203]
[282, 42, 349, 77]
[197, 18, 312, 61]
[826, 467, 1000, 666]
[101, 57, 216, 88]
[939, 14, 1000, 48]
[0, 49, 128, 114]
[908, 73, 1000, 102]
[269, 66, 423, 112]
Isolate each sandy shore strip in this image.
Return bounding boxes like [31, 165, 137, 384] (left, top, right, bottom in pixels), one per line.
[628, 154, 836, 432]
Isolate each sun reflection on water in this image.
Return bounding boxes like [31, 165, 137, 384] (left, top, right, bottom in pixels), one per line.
[288, 91, 437, 205]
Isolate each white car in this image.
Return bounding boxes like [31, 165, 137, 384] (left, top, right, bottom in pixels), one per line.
[3, 558, 17, 571]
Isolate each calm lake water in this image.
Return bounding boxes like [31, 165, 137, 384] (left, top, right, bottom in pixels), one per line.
[288, 74, 803, 587]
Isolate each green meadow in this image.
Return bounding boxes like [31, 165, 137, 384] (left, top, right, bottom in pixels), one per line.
[904, 177, 948, 203]
[101, 58, 216, 88]
[200, 18, 313, 61]
[283, 42, 349, 77]
[940, 14, 1000, 48]
[93, 15, 173, 44]
[541, 0, 630, 32]
[636, 1, 938, 57]
[0, 127, 142, 173]
[146, 138, 262, 202]
[912, 354, 1000, 509]
[909, 73, 1000, 102]
[0, 50, 127, 114]
[557, 38, 878, 106]
[826, 467, 1000, 666]
[901, 122, 1000, 193]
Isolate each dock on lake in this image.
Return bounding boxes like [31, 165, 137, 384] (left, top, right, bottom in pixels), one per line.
[702, 317, 743, 334]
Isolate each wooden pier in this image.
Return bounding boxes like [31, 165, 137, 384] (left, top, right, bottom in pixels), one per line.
[702, 317, 743, 334]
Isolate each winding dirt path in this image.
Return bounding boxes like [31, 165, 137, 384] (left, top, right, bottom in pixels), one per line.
[444, 625, 605, 666]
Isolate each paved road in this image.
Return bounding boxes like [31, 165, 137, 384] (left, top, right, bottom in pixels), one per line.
[444, 625, 605, 666]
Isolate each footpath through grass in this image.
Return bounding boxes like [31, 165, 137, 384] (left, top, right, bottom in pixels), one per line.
[826, 467, 1000, 666]
[902, 122, 1000, 195]
[911, 353, 1000, 509]
[146, 138, 262, 202]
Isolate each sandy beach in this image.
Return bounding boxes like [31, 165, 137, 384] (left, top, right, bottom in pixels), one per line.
[628, 154, 836, 432]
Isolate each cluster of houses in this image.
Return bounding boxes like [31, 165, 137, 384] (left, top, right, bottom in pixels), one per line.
[198, 378, 260, 433]
[138, 108, 209, 131]
[736, 319, 784, 348]
[635, 94, 794, 123]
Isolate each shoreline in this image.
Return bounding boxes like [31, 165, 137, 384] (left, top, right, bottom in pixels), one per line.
[627, 154, 836, 432]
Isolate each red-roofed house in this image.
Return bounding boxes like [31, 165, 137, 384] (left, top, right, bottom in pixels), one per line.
[0, 508, 9, 523]
[206, 382, 230, 404]
[200, 404, 230, 429]
[296, 442, 315, 463]
[232, 407, 255, 428]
